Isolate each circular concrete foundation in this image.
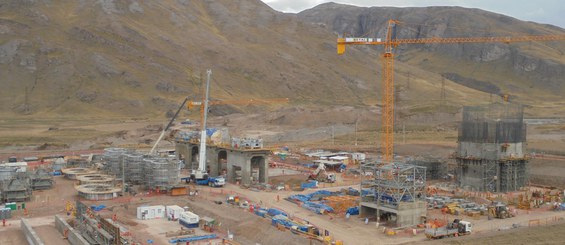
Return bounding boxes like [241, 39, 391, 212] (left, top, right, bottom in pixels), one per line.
[75, 184, 122, 200]
[76, 174, 115, 185]
[61, 168, 98, 179]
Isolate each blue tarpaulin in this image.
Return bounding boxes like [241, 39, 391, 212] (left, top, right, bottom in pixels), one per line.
[206, 128, 217, 137]
[267, 208, 288, 217]
[169, 234, 217, 243]
[271, 215, 306, 230]
[301, 181, 318, 189]
[288, 190, 336, 214]
[90, 205, 106, 212]
[346, 206, 359, 215]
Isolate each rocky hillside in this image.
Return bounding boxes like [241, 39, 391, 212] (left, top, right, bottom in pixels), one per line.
[1, 0, 564, 120]
[299, 3, 565, 110]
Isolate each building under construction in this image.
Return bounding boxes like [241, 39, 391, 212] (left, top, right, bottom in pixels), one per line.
[359, 162, 427, 227]
[103, 148, 180, 191]
[456, 103, 528, 193]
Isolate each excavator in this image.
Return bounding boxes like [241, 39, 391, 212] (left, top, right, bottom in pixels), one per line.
[308, 163, 336, 183]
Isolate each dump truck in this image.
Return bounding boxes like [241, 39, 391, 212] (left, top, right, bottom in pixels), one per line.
[307, 164, 336, 183]
[425, 219, 472, 239]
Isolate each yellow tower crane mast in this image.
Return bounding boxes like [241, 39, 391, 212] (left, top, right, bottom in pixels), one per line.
[338, 19, 565, 164]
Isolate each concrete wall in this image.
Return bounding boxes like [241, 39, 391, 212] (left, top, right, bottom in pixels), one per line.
[54, 215, 89, 245]
[20, 218, 44, 245]
[397, 201, 427, 227]
[175, 141, 194, 169]
[359, 201, 427, 227]
[458, 160, 489, 191]
[176, 140, 270, 185]
[457, 142, 524, 160]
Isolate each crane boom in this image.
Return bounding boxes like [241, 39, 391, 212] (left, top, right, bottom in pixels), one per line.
[338, 34, 565, 49]
[338, 19, 565, 164]
[187, 71, 288, 180]
[149, 97, 189, 155]
[198, 69, 212, 174]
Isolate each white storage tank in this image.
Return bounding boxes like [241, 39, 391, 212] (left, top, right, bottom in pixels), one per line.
[137, 205, 165, 220]
[165, 205, 184, 221]
[179, 211, 199, 228]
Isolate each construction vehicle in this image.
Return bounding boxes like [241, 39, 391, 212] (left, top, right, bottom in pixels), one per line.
[488, 203, 513, 219]
[194, 176, 225, 187]
[308, 163, 336, 183]
[443, 203, 466, 215]
[290, 224, 321, 238]
[185, 70, 288, 182]
[338, 20, 565, 164]
[190, 69, 213, 182]
[425, 219, 472, 239]
[226, 195, 240, 205]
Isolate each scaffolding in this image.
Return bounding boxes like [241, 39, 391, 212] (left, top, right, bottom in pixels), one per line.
[456, 103, 528, 193]
[499, 159, 528, 192]
[407, 157, 445, 180]
[124, 153, 144, 185]
[103, 148, 129, 176]
[3, 177, 32, 202]
[144, 156, 181, 190]
[31, 168, 53, 190]
[361, 162, 426, 208]
[459, 103, 525, 144]
[104, 148, 181, 191]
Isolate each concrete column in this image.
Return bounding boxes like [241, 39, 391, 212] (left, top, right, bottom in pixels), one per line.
[175, 141, 191, 168]
[227, 164, 235, 183]
[242, 157, 252, 185]
[258, 156, 268, 184]
[206, 146, 219, 176]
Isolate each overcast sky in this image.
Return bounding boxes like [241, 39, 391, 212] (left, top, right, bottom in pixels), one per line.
[261, 0, 565, 28]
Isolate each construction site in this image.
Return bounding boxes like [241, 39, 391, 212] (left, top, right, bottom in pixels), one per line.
[2, 95, 565, 245]
[2, 1, 565, 245]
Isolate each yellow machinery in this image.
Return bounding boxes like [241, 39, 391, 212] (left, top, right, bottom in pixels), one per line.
[488, 203, 513, 219]
[338, 20, 565, 163]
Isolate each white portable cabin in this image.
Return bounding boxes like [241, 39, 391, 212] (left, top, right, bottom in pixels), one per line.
[137, 205, 165, 220]
[165, 205, 184, 220]
[179, 211, 199, 228]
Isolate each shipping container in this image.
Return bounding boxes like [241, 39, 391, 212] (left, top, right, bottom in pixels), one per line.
[136, 205, 165, 220]
[165, 205, 184, 220]
[179, 211, 199, 228]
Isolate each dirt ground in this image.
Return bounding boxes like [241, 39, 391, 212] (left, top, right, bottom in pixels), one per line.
[3, 164, 565, 244]
[1, 114, 565, 244]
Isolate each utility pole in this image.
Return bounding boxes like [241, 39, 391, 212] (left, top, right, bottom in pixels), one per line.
[403, 123, 406, 144]
[121, 156, 125, 195]
[332, 125, 335, 145]
[407, 72, 411, 90]
[441, 76, 446, 110]
[355, 119, 358, 146]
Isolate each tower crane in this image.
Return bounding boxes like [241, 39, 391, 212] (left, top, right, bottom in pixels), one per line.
[338, 19, 565, 164]
[186, 70, 289, 181]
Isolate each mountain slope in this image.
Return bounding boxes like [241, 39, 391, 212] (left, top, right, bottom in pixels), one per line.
[298, 3, 565, 108]
[0, 0, 564, 121]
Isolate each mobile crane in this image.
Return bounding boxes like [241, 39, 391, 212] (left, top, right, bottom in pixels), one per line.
[186, 70, 289, 183]
[190, 69, 213, 182]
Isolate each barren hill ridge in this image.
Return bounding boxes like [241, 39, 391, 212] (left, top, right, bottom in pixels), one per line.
[0, 0, 564, 120]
